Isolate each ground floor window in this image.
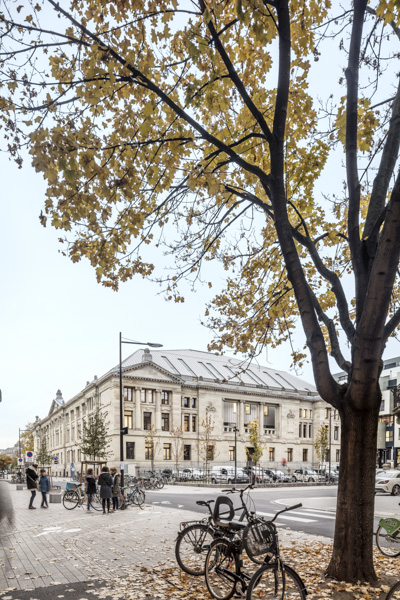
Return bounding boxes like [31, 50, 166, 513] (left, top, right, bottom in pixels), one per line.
[269, 447, 275, 461]
[184, 445, 191, 461]
[207, 444, 215, 461]
[287, 448, 293, 462]
[229, 446, 235, 461]
[302, 448, 308, 462]
[163, 443, 171, 460]
[336, 449, 340, 462]
[126, 442, 135, 459]
[145, 441, 154, 460]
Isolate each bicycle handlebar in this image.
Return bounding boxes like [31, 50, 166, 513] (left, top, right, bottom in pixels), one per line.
[269, 503, 302, 523]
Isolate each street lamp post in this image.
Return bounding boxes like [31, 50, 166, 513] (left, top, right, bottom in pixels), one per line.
[233, 426, 238, 483]
[119, 333, 162, 489]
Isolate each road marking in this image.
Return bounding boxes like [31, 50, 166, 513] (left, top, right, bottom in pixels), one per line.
[152, 501, 160, 504]
[178, 505, 184, 508]
[161, 501, 171, 504]
[290, 510, 335, 520]
[64, 528, 82, 533]
[258, 511, 316, 523]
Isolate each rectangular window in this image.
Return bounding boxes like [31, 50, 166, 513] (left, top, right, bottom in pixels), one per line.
[309, 424, 312, 438]
[124, 411, 133, 429]
[386, 430, 394, 442]
[245, 403, 250, 415]
[287, 448, 293, 462]
[264, 406, 276, 429]
[163, 443, 171, 460]
[309, 410, 312, 418]
[161, 413, 170, 432]
[325, 408, 330, 419]
[183, 397, 190, 408]
[124, 387, 133, 401]
[303, 424, 307, 438]
[192, 415, 196, 432]
[334, 426, 339, 441]
[192, 398, 197, 408]
[143, 412, 152, 431]
[380, 398, 385, 411]
[299, 409, 303, 418]
[336, 450, 340, 462]
[126, 442, 135, 459]
[224, 402, 238, 430]
[184, 445, 191, 461]
[145, 441, 154, 460]
[245, 404, 258, 427]
[269, 447, 275, 461]
[184, 415, 190, 432]
[229, 446, 235, 461]
[207, 445, 215, 461]
[161, 391, 170, 405]
[303, 449, 308, 462]
[299, 423, 302, 438]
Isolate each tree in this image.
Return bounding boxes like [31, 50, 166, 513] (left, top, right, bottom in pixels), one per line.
[170, 426, 184, 475]
[20, 423, 34, 455]
[245, 419, 265, 483]
[0, 454, 13, 471]
[79, 410, 111, 462]
[144, 426, 160, 473]
[314, 424, 329, 463]
[35, 434, 53, 467]
[1, 0, 400, 581]
[198, 413, 217, 479]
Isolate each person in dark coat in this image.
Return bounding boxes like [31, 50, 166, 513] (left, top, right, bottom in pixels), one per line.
[97, 466, 112, 514]
[26, 464, 39, 509]
[39, 469, 50, 508]
[110, 468, 121, 511]
[85, 468, 97, 511]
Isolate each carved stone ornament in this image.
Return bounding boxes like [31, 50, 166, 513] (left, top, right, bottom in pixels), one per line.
[206, 403, 216, 412]
[287, 410, 295, 419]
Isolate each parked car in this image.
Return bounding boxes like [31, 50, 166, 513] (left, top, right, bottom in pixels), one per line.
[243, 466, 270, 483]
[264, 468, 289, 482]
[210, 466, 250, 484]
[375, 470, 400, 495]
[291, 468, 319, 483]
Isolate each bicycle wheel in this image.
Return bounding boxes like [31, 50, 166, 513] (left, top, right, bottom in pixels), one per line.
[90, 493, 103, 512]
[175, 523, 215, 576]
[62, 490, 79, 510]
[156, 479, 164, 489]
[386, 581, 400, 599]
[130, 489, 145, 508]
[246, 562, 307, 599]
[376, 525, 400, 557]
[205, 538, 238, 600]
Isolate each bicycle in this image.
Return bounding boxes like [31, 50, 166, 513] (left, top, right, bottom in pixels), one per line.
[204, 503, 306, 600]
[175, 485, 269, 576]
[386, 581, 400, 599]
[119, 484, 146, 510]
[376, 516, 400, 556]
[62, 484, 102, 511]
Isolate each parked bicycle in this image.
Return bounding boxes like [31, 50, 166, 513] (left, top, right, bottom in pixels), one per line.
[204, 503, 307, 600]
[62, 484, 102, 511]
[376, 516, 400, 556]
[386, 581, 400, 599]
[175, 484, 270, 576]
[119, 484, 146, 510]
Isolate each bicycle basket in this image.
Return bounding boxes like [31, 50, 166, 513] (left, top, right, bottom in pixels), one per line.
[243, 520, 276, 560]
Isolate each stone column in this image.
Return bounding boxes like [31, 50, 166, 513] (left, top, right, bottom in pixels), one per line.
[135, 387, 142, 430]
[238, 400, 244, 434]
[155, 390, 162, 431]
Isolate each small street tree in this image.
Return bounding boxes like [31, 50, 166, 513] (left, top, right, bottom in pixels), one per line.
[314, 424, 330, 464]
[0, 454, 13, 472]
[198, 414, 217, 480]
[144, 426, 160, 473]
[79, 410, 111, 462]
[35, 434, 53, 468]
[245, 419, 265, 483]
[170, 426, 184, 476]
[20, 423, 34, 455]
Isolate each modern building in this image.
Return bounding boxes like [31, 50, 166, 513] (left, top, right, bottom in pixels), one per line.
[334, 356, 400, 467]
[32, 349, 340, 476]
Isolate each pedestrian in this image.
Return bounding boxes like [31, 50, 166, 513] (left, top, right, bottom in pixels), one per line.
[97, 466, 112, 514]
[39, 469, 50, 508]
[110, 468, 121, 511]
[85, 468, 97, 511]
[26, 463, 39, 510]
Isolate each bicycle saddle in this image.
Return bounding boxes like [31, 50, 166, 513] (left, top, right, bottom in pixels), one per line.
[196, 500, 215, 506]
[214, 520, 246, 530]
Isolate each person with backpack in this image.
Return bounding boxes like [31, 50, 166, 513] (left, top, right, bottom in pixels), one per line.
[97, 466, 112, 514]
[85, 468, 97, 511]
[39, 469, 50, 508]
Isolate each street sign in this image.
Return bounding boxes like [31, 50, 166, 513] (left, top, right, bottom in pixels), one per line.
[54, 456, 58, 464]
[18, 458, 23, 464]
[25, 451, 34, 462]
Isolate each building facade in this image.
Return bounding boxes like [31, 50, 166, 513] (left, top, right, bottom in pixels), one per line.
[32, 349, 340, 476]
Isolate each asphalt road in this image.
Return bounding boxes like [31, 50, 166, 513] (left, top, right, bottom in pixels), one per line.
[145, 485, 400, 539]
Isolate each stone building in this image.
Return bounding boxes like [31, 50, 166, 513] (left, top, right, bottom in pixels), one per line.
[32, 349, 340, 476]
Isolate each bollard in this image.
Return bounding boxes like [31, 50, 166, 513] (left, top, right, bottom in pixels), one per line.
[16, 484, 24, 490]
[49, 493, 62, 503]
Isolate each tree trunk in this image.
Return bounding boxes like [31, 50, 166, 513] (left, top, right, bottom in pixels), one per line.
[326, 399, 379, 582]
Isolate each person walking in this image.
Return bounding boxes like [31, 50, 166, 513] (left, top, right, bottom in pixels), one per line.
[85, 468, 97, 511]
[26, 463, 39, 509]
[110, 468, 121, 512]
[97, 466, 112, 514]
[39, 469, 50, 508]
